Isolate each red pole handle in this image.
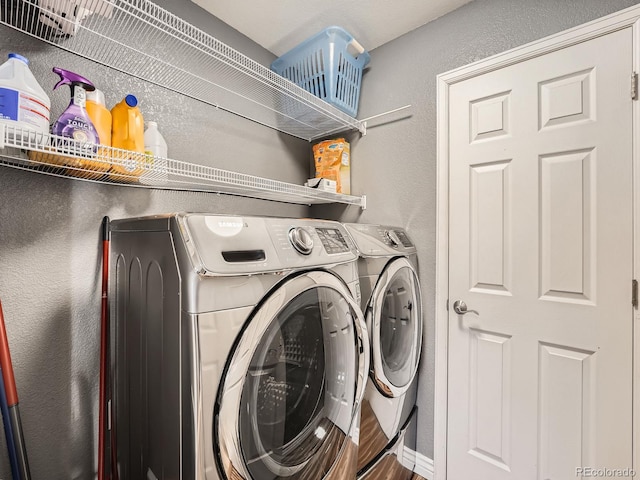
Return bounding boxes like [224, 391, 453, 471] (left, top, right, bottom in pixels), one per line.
[0, 301, 18, 407]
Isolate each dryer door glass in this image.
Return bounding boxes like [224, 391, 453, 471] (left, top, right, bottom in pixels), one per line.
[216, 273, 364, 480]
[371, 258, 422, 395]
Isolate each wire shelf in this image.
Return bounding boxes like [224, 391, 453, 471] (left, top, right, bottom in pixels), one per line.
[0, 124, 366, 207]
[0, 0, 365, 141]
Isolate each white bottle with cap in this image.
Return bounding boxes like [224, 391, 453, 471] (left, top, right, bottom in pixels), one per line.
[141, 121, 168, 185]
[0, 53, 51, 139]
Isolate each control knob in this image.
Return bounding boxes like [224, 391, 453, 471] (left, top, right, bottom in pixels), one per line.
[288, 227, 314, 255]
[384, 229, 402, 247]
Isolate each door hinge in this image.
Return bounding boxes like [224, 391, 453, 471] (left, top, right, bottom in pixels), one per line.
[446, 299, 449, 311]
[633, 279, 638, 308]
[632, 72, 638, 100]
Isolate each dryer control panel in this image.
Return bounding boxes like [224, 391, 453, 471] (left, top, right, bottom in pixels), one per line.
[380, 227, 413, 248]
[344, 223, 417, 257]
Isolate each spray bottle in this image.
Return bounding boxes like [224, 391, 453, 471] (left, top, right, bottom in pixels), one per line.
[51, 67, 99, 157]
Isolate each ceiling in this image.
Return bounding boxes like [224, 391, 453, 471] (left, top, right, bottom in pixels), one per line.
[191, 0, 474, 57]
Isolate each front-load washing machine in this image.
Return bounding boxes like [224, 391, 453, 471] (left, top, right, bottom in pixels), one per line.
[109, 213, 369, 480]
[343, 224, 422, 479]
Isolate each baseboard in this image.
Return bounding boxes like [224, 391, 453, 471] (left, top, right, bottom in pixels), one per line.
[403, 447, 434, 479]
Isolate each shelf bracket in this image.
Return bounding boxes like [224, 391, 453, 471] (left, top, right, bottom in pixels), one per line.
[360, 195, 367, 210]
[0, 124, 5, 149]
[359, 105, 413, 131]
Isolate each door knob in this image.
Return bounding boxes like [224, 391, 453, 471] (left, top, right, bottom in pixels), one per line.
[452, 300, 479, 316]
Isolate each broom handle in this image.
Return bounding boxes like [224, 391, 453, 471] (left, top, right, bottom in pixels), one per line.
[0, 365, 20, 480]
[99, 217, 110, 480]
[8, 405, 29, 479]
[0, 301, 30, 479]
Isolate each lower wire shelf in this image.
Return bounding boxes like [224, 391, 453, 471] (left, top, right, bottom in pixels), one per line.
[0, 125, 366, 208]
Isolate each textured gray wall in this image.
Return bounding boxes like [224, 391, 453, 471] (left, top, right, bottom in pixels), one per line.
[313, 0, 640, 461]
[0, 1, 310, 478]
[3, 0, 640, 478]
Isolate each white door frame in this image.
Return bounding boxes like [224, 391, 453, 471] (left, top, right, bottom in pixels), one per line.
[435, 5, 640, 479]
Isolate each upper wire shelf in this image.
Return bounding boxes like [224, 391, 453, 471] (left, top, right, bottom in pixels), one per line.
[0, 124, 366, 207]
[0, 0, 366, 141]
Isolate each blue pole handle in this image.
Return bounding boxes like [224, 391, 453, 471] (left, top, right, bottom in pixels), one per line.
[0, 366, 20, 480]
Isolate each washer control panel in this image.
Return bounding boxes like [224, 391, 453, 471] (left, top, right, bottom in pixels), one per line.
[179, 214, 357, 275]
[316, 227, 350, 254]
[270, 220, 357, 266]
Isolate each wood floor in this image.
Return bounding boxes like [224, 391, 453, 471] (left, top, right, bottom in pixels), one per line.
[359, 399, 426, 480]
[358, 399, 393, 470]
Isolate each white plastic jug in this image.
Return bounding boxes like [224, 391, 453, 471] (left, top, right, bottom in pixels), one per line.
[141, 121, 168, 185]
[0, 53, 51, 138]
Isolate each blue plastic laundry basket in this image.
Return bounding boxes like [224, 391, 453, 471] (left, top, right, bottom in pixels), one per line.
[271, 26, 370, 118]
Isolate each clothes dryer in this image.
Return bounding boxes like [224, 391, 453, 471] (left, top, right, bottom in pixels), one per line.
[343, 224, 422, 478]
[109, 213, 369, 480]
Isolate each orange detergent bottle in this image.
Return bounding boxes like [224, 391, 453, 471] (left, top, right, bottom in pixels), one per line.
[76, 88, 112, 178]
[110, 94, 146, 182]
[86, 88, 111, 148]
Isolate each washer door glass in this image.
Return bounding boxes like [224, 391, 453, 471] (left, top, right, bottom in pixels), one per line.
[216, 271, 365, 480]
[370, 258, 422, 396]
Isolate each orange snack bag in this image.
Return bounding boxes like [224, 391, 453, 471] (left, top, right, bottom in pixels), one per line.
[313, 138, 350, 194]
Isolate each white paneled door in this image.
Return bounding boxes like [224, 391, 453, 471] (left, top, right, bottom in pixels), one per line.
[447, 28, 633, 480]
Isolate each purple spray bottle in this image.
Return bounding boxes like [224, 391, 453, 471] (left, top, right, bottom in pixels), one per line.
[51, 67, 99, 154]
